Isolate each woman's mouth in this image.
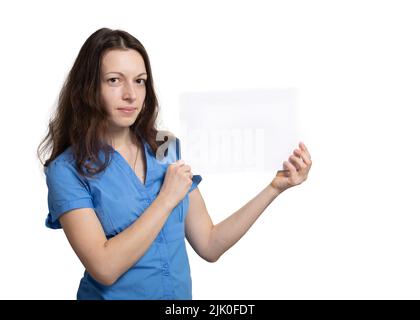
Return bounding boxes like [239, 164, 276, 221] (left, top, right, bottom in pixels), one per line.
[117, 107, 137, 115]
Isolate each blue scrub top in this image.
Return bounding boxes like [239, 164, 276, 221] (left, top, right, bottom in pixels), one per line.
[44, 137, 202, 300]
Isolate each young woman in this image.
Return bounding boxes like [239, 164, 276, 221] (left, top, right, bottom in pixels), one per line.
[38, 28, 312, 300]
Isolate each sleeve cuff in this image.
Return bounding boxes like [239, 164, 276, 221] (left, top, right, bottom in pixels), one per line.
[46, 198, 94, 229]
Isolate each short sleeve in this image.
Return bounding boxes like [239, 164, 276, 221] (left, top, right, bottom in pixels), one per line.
[175, 137, 202, 194]
[45, 159, 94, 229]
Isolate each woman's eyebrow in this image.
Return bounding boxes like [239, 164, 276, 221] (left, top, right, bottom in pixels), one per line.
[105, 71, 147, 77]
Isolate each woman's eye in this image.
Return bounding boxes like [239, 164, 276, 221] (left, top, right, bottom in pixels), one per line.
[107, 78, 146, 85]
[108, 78, 119, 83]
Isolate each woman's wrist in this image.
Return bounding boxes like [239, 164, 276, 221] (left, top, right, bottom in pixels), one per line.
[269, 180, 287, 196]
[155, 192, 178, 212]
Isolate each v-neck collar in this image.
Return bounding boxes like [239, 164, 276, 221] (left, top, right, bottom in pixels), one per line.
[109, 136, 150, 188]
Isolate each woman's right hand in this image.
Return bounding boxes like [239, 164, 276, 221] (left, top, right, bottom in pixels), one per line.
[158, 160, 193, 208]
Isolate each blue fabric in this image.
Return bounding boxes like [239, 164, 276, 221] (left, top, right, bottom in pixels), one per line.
[45, 137, 202, 300]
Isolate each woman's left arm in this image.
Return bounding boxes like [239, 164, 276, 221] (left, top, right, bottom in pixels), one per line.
[185, 142, 312, 262]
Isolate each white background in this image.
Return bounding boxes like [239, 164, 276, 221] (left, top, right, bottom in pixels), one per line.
[1, 0, 420, 299]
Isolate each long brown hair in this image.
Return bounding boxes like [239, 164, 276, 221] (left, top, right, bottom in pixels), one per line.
[37, 28, 163, 178]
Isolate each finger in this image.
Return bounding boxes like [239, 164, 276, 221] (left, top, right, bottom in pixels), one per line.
[181, 164, 191, 172]
[276, 169, 290, 178]
[293, 149, 311, 166]
[299, 142, 311, 161]
[289, 155, 305, 171]
[283, 161, 297, 174]
[182, 169, 193, 179]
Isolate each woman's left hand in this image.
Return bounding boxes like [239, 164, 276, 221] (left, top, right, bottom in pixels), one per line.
[270, 142, 312, 193]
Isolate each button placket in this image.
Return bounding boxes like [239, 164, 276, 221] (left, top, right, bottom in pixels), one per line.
[159, 241, 174, 297]
[162, 263, 169, 276]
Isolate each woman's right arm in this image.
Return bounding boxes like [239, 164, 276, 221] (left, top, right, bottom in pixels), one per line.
[59, 160, 192, 286]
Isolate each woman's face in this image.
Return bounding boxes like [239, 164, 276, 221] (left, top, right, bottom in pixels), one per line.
[100, 48, 147, 130]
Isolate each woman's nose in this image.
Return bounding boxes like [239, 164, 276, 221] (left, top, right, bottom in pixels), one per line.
[122, 83, 137, 100]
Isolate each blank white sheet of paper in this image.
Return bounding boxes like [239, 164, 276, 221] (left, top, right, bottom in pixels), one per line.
[177, 88, 301, 175]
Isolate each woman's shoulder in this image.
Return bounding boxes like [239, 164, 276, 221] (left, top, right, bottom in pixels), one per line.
[46, 145, 111, 182]
[44, 146, 85, 181]
[47, 146, 76, 169]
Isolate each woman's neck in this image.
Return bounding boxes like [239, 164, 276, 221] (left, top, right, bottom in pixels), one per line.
[108, 128, 138, 151]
